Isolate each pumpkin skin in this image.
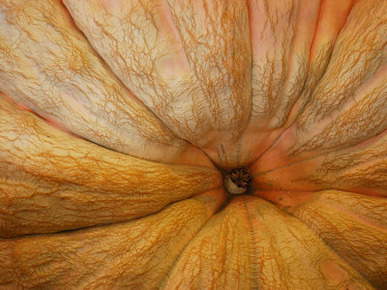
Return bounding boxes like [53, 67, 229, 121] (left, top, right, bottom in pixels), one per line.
[0, 0, 386, 289]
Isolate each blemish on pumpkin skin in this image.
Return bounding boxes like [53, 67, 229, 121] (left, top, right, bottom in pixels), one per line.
[320, 260, 352, 287]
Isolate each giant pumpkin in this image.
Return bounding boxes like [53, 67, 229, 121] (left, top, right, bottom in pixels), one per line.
[0, 0, 386, 289]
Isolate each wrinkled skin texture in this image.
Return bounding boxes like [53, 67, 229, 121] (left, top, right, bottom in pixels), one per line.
[0, 0, 386, 289]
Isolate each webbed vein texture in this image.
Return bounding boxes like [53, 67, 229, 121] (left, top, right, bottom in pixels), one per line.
[0, 0, 386, 288]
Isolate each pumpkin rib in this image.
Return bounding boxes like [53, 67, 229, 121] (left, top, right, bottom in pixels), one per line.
[63, 0, 253, 169]
[163, 195, 374, 289]
[159, 190, 239, 289]
[291, 0, 358, 126]
[250, 188, 385, 288]
[0, 0, 214, 165]
[243, 196, 375, 289]
[253, 83, 386, 171]
[248, 0, 319, 123]
[250, 79, 386, 188]
[0, 190, 226, 288]
[0, 97, 222, 238]
[252, 126, 386, 172]
[290, 189, 387, 288]
[244, 52, 324, 169]
[248, 0, 387, 181]
[292, 72, 387, 156]
[244, 118, 292, 170]
[162, 195, 256, 289]
[309, 0, 356, 62]
[251, 130, 386, 196]
[0, 181, 218, 239]
[287, 40, 334, 128]
[297, 0, 386, 130]
[241, 196, 262, 289]
[240, 0, 324, 168]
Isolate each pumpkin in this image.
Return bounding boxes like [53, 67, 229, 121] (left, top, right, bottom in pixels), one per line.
[0, 0, 386, 288]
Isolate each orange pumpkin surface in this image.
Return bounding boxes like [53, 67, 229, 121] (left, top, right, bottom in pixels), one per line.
[0, 0, 386, 289]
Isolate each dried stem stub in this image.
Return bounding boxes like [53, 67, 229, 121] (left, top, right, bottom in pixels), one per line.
[225, 167, 252, 195]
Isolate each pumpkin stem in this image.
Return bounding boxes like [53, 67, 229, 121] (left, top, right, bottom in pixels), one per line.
[225, 167, 252, 195]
